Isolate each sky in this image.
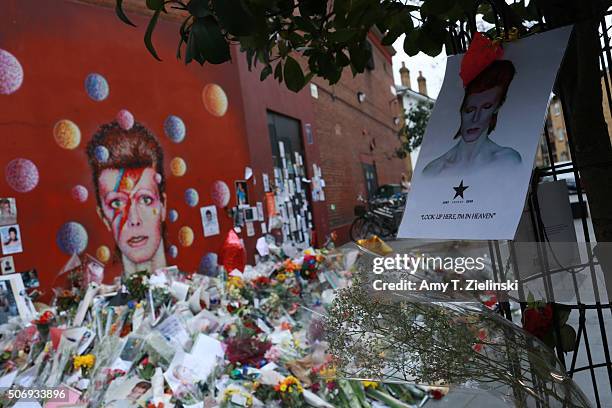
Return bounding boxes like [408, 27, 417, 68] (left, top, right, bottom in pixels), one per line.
[391, 37, 447, 99]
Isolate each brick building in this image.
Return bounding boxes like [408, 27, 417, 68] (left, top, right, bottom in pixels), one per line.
[309, 33, 405, 242]
[1, 0, 405, 293]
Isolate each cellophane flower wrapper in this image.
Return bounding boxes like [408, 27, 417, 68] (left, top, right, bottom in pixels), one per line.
[323, 247, 592, 408]
[0, 242, 591, 408]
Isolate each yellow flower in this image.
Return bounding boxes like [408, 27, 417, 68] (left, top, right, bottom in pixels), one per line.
[362, 381, 379, 389]
[227, 276, 244, 289]
[277, 273, 287, 282]
[73, 354, 96, 370]
[280, 384, 287, 392]
[319, 366, 337, 381]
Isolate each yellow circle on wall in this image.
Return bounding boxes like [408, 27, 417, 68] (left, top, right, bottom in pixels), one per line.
[53, 119, 81, 149]
[178, 226, 194, 247]
[202, 83, 228, 117]
[170, 157, 187, 177]
[96, 245, 111, 263]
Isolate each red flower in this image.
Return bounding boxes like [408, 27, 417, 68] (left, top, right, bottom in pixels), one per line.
[326, 381, 337, 391]
[225, 338, 271, 366]
[33, 310, 54, 325]
[523, 304, 554, 340]
[430, 389, 444, 400]
[311, 383, 321, 393]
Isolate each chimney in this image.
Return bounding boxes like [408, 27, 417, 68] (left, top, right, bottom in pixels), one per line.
[399, 62, 411, 89]
[417, 71, 428, 96]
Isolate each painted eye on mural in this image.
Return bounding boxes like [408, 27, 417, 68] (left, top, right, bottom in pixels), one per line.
[139, 195, 154, 206]
[109, 199, 124, 209]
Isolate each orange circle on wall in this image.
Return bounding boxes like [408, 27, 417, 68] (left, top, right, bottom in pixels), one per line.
[96, 245, 111, 263]
[202, 83, 228, 117]
[53, 119, 81, 149]
[178, 226, 194, 247]
[170, 157, 187, 177]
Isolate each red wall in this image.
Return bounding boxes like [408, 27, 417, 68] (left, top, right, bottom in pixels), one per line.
[0, 0, 252, 295]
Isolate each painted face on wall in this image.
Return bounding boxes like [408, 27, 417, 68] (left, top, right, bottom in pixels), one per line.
[97, 167, 166, 264]
[459, 86, 503, 143]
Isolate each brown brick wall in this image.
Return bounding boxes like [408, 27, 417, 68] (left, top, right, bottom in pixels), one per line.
[311, 41, 403, 238]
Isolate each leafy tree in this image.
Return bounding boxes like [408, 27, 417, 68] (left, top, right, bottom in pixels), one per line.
[116, 0, 612, 255]
[396, 100, 434, 158]
[115, 0, 549, 92]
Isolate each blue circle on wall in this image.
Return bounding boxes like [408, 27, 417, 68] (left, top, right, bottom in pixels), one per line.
[94, 145, 109, 163]
[56, 221, 89, 255]
[164, 115, 186, 143]
[168, 209, 178, 223]
[168, 245, 178, 259]
[84, 73, 109, 101]
[184, 188, 199, 207]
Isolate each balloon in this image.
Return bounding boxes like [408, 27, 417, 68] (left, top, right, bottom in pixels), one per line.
[219, 230, 246, 273]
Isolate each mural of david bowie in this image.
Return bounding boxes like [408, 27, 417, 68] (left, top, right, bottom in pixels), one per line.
[423, 60, 522, 177]
[87, 121, 167, 277]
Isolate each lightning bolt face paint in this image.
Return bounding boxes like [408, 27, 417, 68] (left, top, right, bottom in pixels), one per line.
[97, 167, 165, 264]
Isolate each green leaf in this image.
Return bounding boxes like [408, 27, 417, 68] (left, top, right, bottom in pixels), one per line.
[144, 9, 162, 61]
[260, 65, 272, 81]
[115, 0, 136, 27]
[560, 325, 577, 352]
[556, 307, 571, 326]
[421, 0, 455, 16]
[329, 28, 358, 43]
[403, 29, 419, 57]
[146, 0, 164, 11]
[274, 61, 283, 82]
[283, 56, 305, 92]
[212, 0, 255, 36]
[190, 17, 231, 64]
[187, 0, 210, 18]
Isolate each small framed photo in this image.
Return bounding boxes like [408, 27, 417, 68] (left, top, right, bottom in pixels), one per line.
[243, 207, 257, 223]
[0, 273, 34, 324]
[0, 198, 17, 226]
[0, 224, 23, 255]
[235, 180, 249, 206]
[200, 205, 220, 237]
[0, 256, 15, 275]
[20, 268, 39, 289]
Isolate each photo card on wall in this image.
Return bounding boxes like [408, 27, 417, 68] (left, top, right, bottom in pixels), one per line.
[235, 180, 249, 206]
[0, 256, 15, 275]
[200, 205, 220, 237]
[0, 224, 23, 255]
[0, 198, 17, 226]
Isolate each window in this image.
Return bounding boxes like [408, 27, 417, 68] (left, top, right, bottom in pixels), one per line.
[361, 163, 378, 199]
[553, 102, 561, 116]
